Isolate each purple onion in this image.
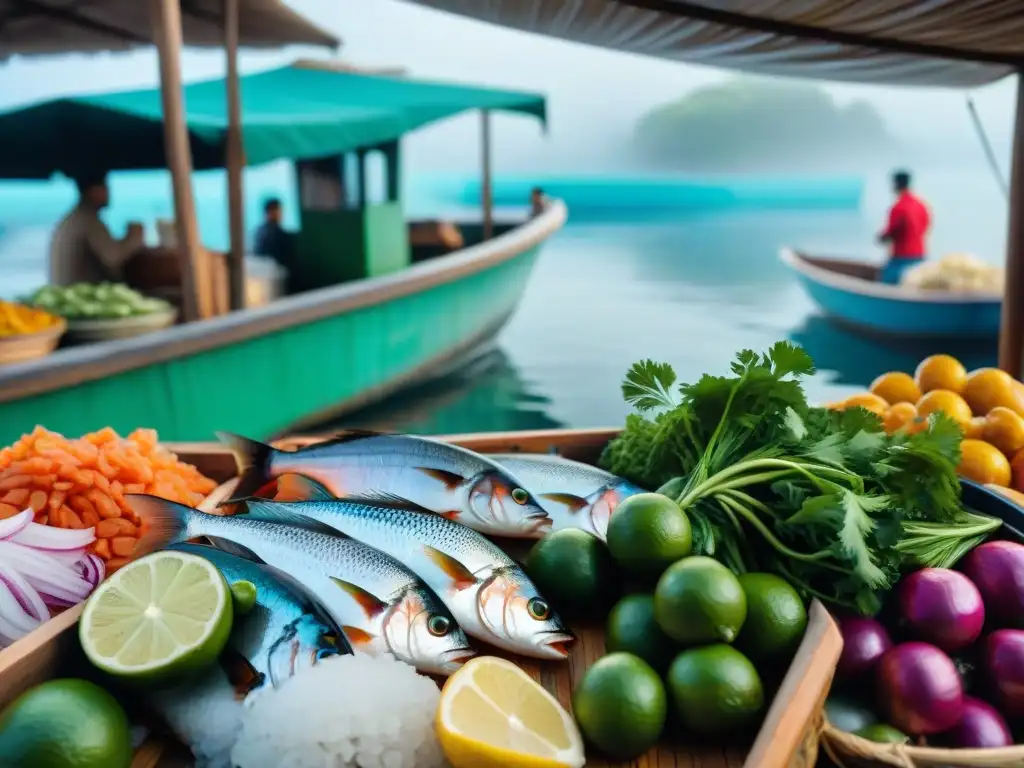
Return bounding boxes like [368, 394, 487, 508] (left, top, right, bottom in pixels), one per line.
[942, 697, 1013, 748]
[983, 629, 1024, 719]
[962, 541, 1024, 629]
[898, 568, 985, 653]
[877, 642, 964, 735]
[836, 616, 893, 680]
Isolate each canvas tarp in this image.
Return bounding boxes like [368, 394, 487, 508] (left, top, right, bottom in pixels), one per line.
[402, 0, 1023, 87]
[0, 0, 339, 59]
[0, 61, 547, 179]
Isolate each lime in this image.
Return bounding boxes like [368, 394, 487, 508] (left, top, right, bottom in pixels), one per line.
[666, 645, 765, 736]
[231, 580, 258, 615]
[0, 679, 132, 767]
[605, 493, 692, 578]
[525, 528, 616, 617]
[734, 573, 807, 663]
[79, 550, 233, 684]
[824, 693, 877, 734]
[654, 556, 746, 644]
[572, 652, 666, 760]
[855, 724, 909, 744]
[605, 594, 679, 674]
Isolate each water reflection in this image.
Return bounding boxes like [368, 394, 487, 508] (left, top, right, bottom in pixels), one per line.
[332, 347, 564, 435]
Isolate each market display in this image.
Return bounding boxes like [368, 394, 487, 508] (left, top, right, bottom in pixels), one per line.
[0, 301, 62, 337]
[27, 283, 172, 320]
[900, 252, 1003, 293]
[0, 340, 1021, 767]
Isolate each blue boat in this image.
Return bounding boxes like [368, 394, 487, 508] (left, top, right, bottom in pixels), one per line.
[780, 249, 1001, 340]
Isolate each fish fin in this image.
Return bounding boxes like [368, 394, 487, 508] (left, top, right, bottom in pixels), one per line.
[541, 492, 588, 513]
[308, 429, 391, 448]
[128, 494, 193, 556]
[239, 500, 343, 537]
[220, 647, 265, 700]
[340, 625, 377, 648]
[423, 545, 477, 590]
[342, 489, 437, 515]
[437, 510, 461, 521]
[330, 577, 388, 618]
[275, 474, 335, 503]
[416, 467, 465, 489]
[204, 536, 266, 563]
[217, 432, 280, 502]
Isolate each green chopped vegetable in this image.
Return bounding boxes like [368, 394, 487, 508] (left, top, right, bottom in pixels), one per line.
[600, 341, 999, 615]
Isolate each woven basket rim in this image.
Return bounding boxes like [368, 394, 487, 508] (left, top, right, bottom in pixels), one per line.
[823, 717, 1024, 765]
[0, 317, 66, 345]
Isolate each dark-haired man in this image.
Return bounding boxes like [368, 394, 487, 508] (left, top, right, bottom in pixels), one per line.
[253, 197, 295, 271]
[877, 170, 931, 285]
[49, 174, 144, 285]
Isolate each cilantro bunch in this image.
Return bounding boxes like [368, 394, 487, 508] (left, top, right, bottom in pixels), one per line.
[600, 341, 1000, 614]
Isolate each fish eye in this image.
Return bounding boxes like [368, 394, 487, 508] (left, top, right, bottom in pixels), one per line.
[321, 632, 338, 646]
[527, 597, 550, 621]
[511, 488, 529, 505]
[428, 615, 451, 637]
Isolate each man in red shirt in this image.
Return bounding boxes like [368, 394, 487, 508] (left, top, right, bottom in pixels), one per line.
[878, 170, 931, 284]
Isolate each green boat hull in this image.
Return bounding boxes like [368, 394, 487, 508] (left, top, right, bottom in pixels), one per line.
[0, 207, 564, 444]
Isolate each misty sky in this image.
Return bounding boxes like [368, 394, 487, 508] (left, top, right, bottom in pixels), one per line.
[0, 0, 1019, 175]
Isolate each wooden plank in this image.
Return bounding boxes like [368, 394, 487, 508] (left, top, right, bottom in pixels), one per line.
[999, 70, 1024, 377]
[0, 202, 568, 404]
[481, 109, 493, 240]
[223, 0, 246, 312]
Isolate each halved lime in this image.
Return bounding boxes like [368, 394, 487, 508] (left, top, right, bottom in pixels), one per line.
[79, 551, 233, 683]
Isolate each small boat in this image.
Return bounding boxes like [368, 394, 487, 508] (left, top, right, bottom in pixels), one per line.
[780, 249, 1001, 339]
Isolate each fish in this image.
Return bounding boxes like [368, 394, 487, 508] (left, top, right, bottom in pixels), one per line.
[145, 543, 353, 768]
[217, 430, 551, 538]
[488, 453, 646, 541]
[129, 495, 475, 677]
[228, 477, 575, 660]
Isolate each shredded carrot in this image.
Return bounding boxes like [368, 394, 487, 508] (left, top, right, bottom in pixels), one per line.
[0, 426, 216, 572]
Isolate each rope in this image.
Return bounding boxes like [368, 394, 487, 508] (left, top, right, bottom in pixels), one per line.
[966, 94, 1009, 200]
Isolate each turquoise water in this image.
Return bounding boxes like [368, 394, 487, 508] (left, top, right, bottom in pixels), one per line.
[0, 168, 1005, 434]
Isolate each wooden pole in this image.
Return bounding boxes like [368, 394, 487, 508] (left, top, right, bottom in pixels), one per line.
[149, 0, 206, 321]
[999, 72, 1024, 377]
[481, 109, 493, 241]
[224, 0, 246, 311]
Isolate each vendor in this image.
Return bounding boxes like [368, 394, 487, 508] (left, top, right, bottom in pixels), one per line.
[49, 173, 144, 286]
[253, 197, 295, 272]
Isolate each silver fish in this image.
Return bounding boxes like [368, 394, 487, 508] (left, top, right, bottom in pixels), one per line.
[130, 495, 475, 677]
[146, 543, 352, 768]
[217, 430, 551, 538]
[488, 453, 646, 541]
[234, 481, 575, 660]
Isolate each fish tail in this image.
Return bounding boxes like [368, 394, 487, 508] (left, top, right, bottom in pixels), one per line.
[127, 494, 194, 556]
[217, 431, 279, 502]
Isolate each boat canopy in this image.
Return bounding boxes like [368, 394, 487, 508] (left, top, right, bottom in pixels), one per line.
[0, 0, 339, 59]
[404, 0, 1021, 87]
[0, 60, 546, 180]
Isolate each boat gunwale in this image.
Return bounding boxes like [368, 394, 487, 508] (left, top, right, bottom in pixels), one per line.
[0, 201, 567, 404]
[779, 247, 1003, 305]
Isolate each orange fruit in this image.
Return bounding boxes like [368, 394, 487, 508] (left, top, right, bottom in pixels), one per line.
[963, 368, 1024, 417]
[916, 389, 973, 428]
[883, 402, 919, 434]
[870, 372, 920, 406]
[964, 416, 987, 440]
[840, 393, 889, 416]
[958, 439, 1012, 486]
[914, 355, 968, 395]
[983, 407, 1024, 457]
[1010, 449, 1024, 493]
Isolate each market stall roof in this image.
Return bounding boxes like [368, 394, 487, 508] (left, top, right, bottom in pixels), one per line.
[0, 60, 547, 179]
[401, 0, 1023, 87]
[0, 0, 340, 59]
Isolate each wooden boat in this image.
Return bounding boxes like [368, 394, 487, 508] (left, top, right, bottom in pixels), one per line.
[0, 62, 564, 446]
[780, 249, 1001, 339]
[0, 428, 842, 768]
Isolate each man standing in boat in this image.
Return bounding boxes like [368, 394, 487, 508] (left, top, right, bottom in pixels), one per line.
[49, 173, 145, 285]
[877, 170, 931, 285]
[253, 197, 295, 272]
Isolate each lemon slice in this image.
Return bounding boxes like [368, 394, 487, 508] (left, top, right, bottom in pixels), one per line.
[79, 551, 233, 683]
[437, 656, 585, 768]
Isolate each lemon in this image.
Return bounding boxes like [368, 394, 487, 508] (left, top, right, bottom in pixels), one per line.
[79, 550, 233, 684]
[437, 656, 584, 768]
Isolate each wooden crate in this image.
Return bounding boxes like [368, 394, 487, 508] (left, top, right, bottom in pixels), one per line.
[0, 429, 843, 768]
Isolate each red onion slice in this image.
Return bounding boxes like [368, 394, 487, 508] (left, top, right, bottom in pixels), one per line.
[0, 542, 93, 603]
[10, 523, 95, 551]
[0, 561, 48, 623]
[0, 509, 32, 540]
[76, 554, 105, 587]
[0, 581, 42, 638]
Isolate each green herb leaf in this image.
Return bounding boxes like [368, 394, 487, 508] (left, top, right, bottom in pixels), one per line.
[622, 360, 678, 411]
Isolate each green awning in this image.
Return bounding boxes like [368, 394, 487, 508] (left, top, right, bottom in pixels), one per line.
[0, 61, 547, 180]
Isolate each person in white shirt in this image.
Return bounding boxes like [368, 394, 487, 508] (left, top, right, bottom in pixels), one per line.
[49, 174, 144, 285]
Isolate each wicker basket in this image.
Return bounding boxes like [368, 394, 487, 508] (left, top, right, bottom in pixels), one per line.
[823, 724, 1024, 767]
[0, 320, 65, 365]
